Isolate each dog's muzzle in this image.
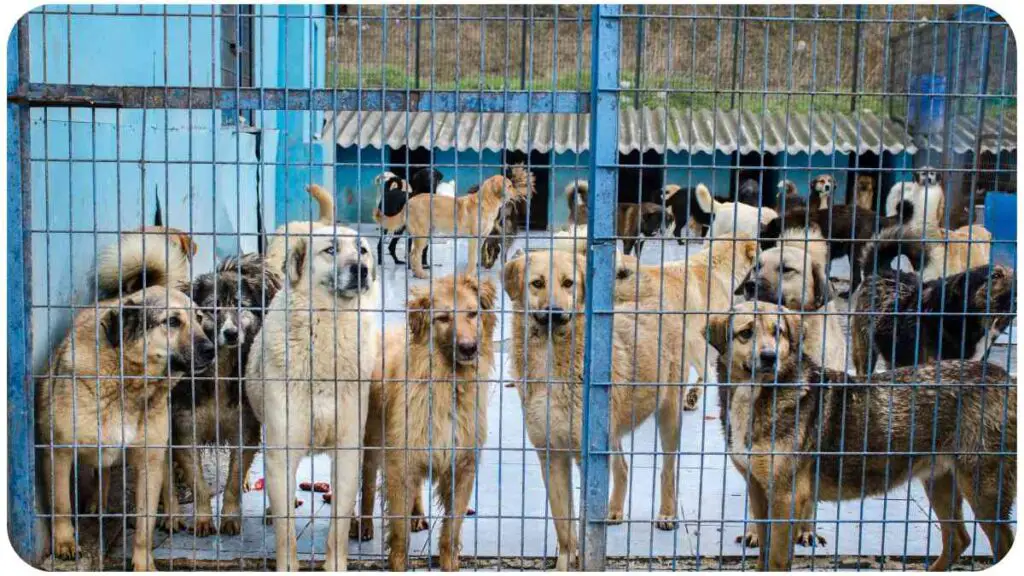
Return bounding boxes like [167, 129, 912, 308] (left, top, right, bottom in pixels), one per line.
[171, 337, 217, 374]
[336, 262, 374, 296]
[219, 323, 241, 348]
[531, 306, 571, 328]
[753, 348, 778, 374]
[455, 340, 479, 364]
[737, 278, 775, 303]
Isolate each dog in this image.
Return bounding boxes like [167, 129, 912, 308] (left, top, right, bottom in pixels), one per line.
[614, 236, 758, 410]
[662, 184, 709, 241]
[265, 184, 336, 276]
[885, 168, 946, 229]
[37, 286, 215, 570]
[379, 167, 533, 279]
[859, 223, 992, 282]
[854, 175, 876, 211]
[850, 265, 1015, 375]
[736, 178, 761, 207]
[617, 202, 669, 256]
[481, 167, 537, 269]
[504, 249, 683, 571]
[759, 202, 914, 298]
[809, 174, 835, 210]
[695, 183, 778, 239]
[775, 180, 806, 210]
[374, 168, 446, 266]
[706, 302, 1016, 571]
[95, 226, 197, 299]
[160, 253, 283, 537]
[245, 225, 380, 571]
[352, 274, 497, 571]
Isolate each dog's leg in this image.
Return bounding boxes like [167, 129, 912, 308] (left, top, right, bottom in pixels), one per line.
[761, 469, 798, 572]
[683, 329, 709, 411]
[607, 437, 628, 524]
[436, 465, 476, 572]
[219, 421, 260, 536]
[376, 232, 386, 265]
[350, 444, 380, 541]
[850, 318, 870, 376]
[538, 450, 578, 571]
[738, 475, 769, 548]
[384, 456, 419, 571]
[324, 445, 361, 572]
[955, 466, 1014, 568]
[46, 449, 78, 560]
[466, 237, 479, 272]
[792, 483, 826, 547]
[175, 445, 216, 537]
[88, 466, 111, 515]
[390, 228, 406, 266]
[655, 399, 681, 530]
[128, 444, 166, 571]
[635, 239, 645, 258]
[410, 238, 430, 279]
[922, 472, 971, 571]
[265, 447, 303, 571]
[410, 487, 429, 533]
[159, 451, 188, 533]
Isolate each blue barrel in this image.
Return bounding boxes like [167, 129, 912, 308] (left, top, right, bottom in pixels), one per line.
[984, 191, 1017, 268]
[909, 74, 946, 134]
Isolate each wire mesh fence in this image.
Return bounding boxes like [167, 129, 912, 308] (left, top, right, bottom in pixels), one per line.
[6, 3, 1017, 572]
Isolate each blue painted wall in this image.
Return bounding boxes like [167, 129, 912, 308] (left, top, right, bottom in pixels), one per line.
[665, 151, 735, 198]
[776, 152, 851, 204]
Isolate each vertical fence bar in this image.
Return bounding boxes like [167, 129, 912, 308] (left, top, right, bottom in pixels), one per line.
[7, 15, 36, 563]
[580, 4, 620, 571]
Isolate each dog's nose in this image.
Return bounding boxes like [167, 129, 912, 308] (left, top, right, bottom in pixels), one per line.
[531, 306, 569, 327]
[196, 338, 217, 363]
[456, 341, 478, 359]
[758, 349, 778, 369]
[221, 326, 239, 344]
[349, 263, 370, 285]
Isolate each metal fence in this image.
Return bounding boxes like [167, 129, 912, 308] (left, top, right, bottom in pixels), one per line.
[6, 4, 1018, 572]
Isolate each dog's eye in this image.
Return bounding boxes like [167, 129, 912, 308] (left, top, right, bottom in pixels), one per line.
[467, 311, 478, 320]
[736, 328, 753, 341]
[359, 245, 369, 256]
[562, 278, 574, 289]
[166, 316, 182, 329]
[434, 313, 451, 324]
[531, 279, 545, 290]
[323, 245, 336, 255]
[782, 267, 798, 275]
[616, 268, 632, 280]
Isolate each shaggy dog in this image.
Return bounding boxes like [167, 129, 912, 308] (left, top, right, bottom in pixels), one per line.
[695, 183, 778, 239]
[853, 174, 876, 211]
[264, 184, 336, 276]
[858, 223, 992, 282]
[614, 236, 758, 410]
[374, 168, 447, 266]
[378, 167, 533, 279]
[37, 286, 214, 570]
[707, 301, 1016, 571]
[160, 253, 283, 537]
[481, 166, 537, 269]
[95, 225, 197, 299]
[759, 202, 914, 297]
[504, 249, 683, 571]
[885, 168, 946, 229]
[352, 274, 497, 571]
[245, 226, 380, 571]
[850, 265, 1015, 375]
[662, 184, 709, 241]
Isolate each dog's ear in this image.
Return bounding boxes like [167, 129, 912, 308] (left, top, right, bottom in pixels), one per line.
[407, 290, 432, 343]
[741, 240, 758, 266]
[781, 310, 803, 354]
[174, 232, 198, 260]
[811, 259, 831, 309]
[735, 267, 753, 297]
[705, 314, 732, 355]
[101, 305, 144, 348]
[475, 278, 498, 311]
[503, 254, 525, 302]
[286, 238, 308, 286]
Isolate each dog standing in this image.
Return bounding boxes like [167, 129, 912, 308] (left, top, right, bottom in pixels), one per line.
[265, 184, 336, 276]
[707, 301, 1016, 571]
[353, 274, 496, 571]
[504, 250, 682, 571]
[851, 265, 1015, 375]
[37, 286, 215, 571]
[245, 226, 380, 571]
[809, 174, 835, 210]
[161, 253, 283, 537]
[662, 184, 709, 241]
[374, 168, 445, 266]
[859, 223, 992, 282]
[885, 168, 946, 230]
[853, 175, 876, 211]
[566, 179, 671, 256]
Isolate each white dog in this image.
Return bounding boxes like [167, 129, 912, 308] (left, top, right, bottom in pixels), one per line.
[695, 183, 777, 238]
[885, 168, 946, 229]
[246, 225, 381, 571]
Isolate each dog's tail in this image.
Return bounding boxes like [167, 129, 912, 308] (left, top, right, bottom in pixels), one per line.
[507, 165, 536, 200]
[96, 227, 195, 299]
[565, 179, 588, 224]
[859, 223, 933, 279]
[306, 184, 336, 225]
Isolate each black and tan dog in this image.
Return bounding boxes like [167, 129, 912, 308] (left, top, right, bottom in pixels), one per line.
[851, 265, 1015, 375]
[707, 301, 1016, 571]
[374, 168, 444, 266]
[662, 184, 709, 241]
[568, 180, 669, 256]
[37, 286, 215, 570]
[161, 253, 283, 537]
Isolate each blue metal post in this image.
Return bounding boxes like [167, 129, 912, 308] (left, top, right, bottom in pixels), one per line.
[7, 16, 37, 563]
[580, 4, 619, 571]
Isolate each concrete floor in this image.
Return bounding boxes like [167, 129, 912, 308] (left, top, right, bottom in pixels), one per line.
[113, 228, 1015, 567]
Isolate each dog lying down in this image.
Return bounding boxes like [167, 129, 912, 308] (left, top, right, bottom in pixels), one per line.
[708, 300, 1016, 572]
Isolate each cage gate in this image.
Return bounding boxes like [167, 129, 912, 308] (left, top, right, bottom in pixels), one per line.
[6, 4, 1018, 572]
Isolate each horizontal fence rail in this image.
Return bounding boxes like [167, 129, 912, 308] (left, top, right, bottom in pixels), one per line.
[7, 4, 1018, 572]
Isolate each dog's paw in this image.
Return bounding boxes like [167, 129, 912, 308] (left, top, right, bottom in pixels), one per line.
[683, 386, 703, 411]
[192, 517, 217, 538]
[219, 516, 242, 536]
[410, 515, 429, 532]
[737, 530, 760, 548]
[349, 517, 375, 541]
[158, 515, 189, 534]
[655, 514, 678, 531]
[606, 509, 625, 525]
[795, 529, 826, 547]
[53, 538, 78, 561]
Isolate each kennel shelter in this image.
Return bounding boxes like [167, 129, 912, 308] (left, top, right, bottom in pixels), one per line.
[6, 4, 1018, 571]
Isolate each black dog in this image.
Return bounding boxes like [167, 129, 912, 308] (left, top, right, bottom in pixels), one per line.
[662, 184, 711, 243]
[376, 168, 443, 266]
[850, 264, 1016, 376]
[736, 178, 761, 207]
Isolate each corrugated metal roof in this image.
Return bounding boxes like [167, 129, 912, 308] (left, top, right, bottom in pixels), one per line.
[321, 108, 1015, 157]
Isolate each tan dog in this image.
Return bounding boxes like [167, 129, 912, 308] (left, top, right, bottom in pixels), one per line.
[854, 175, 876, 211]
[379, 167, 532, 279]
[352, 274, 497, 571]
[859, 222, 992, 282]
[95, 226, 197, 299]
[264, 184, 336, 275]
[504, 250, 682, 571]
[37, 286, 215, 571]
[707, 301, 1015, 571]
[614, 236, 758, 410]
[245, 226, 380, 571]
